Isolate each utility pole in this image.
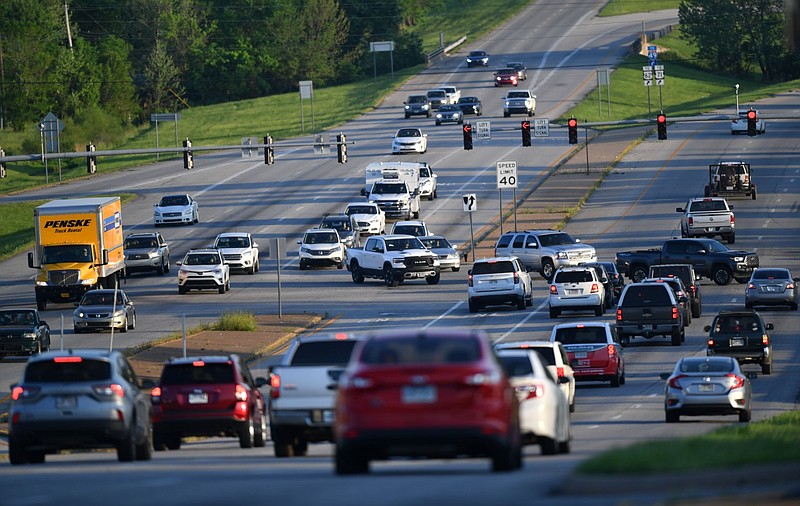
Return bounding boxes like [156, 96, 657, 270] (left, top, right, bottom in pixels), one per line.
[63, 0, 74, 52]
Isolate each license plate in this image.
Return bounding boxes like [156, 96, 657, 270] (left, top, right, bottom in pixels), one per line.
[643, 324, 654, 330]
[188, 392, 208, 404]
[402, 385, 436, 404]
[574, 352, 588, 359]
[730, 338, 744, 347]
[56, 396, 77, 409]
[725, 186, 734, 190]
[567, 289, 581, 295]
[60, 293, 71, 299]
[577, 360, 590, 367]
[323, 410, 335, 423]
[698, 384, 714, 392]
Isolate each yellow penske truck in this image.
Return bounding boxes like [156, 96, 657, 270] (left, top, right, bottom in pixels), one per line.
[28, 197, 126, 310]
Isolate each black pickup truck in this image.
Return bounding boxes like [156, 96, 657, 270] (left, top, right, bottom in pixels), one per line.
[705, 310, 773, 374]
[615, 282, 686, 347]
[0, 308, 51, 357]
[615, 238, 758, 285]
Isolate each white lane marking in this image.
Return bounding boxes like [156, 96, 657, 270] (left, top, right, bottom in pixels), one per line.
[423, 301, 464, 329]
[495, 299, 549, 343]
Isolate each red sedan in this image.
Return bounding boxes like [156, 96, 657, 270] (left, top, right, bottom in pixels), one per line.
[494, 68, 519, 87]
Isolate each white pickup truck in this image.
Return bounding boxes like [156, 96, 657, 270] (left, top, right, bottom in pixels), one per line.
[502, 89, 536, 117]
[676, 197, 736, 244]
[268, 333, 362, 457]
[367, 176, 421, 220]
[346, 234, 440, 287]
[439, 85, 461, 105]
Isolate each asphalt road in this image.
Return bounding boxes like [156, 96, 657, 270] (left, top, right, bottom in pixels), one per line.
[2, 2, 799, 505]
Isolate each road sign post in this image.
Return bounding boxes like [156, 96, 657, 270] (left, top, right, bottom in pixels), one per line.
[463, 194, 477, 262]
[475, 120, 491, 140]
[496, 161, 518, 235]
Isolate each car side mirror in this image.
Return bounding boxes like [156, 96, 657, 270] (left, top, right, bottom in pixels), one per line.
[659, 373, 671, 380]
[360, 188, 366, 196]
[745, 372, 758, 380]
[297, 241, 302, 244]
[575, 239, 581, 243]
[255, 377, 268, 388]
[676, 208, 684, 212]
[39, 320, 48, 326]
[468, 270, 473, 276]
[679, 296, 688, 303]
[558, 376, 569, 384]
[766, 323, 774, 330]
[703, 325, 711, 332]
[601, 277, 608, 283]
[176, 261, 182, 266]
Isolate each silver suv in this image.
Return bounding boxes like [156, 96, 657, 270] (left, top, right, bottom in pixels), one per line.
[494, 229, 596, 280]
[8, 349, 154, 464]
[176, 248, 231, 294]
[548, 266, 607, 318]
[124, 232, 170, 275]
[467, 256, 533, 313]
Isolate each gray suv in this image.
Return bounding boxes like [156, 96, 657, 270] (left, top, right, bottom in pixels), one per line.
[8, 349, 154, 464]
[124, 232, 170, 275]
[494, 229, 596, 281]
[403, 95, 432, 118]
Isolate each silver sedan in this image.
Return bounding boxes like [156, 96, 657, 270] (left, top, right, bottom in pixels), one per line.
[660, 356, 752, 423]
[420, 235, 460, 271]
[73, 289, 136, 333]
[744, 267, 799, 310]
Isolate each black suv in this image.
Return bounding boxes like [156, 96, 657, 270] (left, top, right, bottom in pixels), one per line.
[8, 349, 153, 464]
[150, 354, 268, 450]
[649, 264, 702, 318]
[705, 310, 774, 374]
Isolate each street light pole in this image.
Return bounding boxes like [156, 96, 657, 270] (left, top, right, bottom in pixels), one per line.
[38, 122, 48, 184]
[735, 84, 740, 114]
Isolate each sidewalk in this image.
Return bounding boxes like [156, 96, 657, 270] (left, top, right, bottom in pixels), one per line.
[465, 126, 651, 261]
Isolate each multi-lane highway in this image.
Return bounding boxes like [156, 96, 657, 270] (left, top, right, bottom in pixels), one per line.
[2, 1, 798, 504]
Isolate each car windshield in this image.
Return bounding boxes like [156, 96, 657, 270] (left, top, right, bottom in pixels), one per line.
[408, 96, 427, 104]
[0, 310, 36, 326]
[471, 261, 514, 275]
[538, 232, 575, 247]
[459, 97, 478, 104]
[321, 219, 350, 232]
[159, 195, 189, 206]
[216, 236, 249, 248]
[80, 292, 121, 306]
[160, 363, 235, 385]
[360, 336, 481, 365]
[554, 326, 608, 345]
[397, 129, 421, 137]
[372, 182, 407, 194]
[469, 51, 486, 57]
[393, 226, 424, 236]
[290, 341, 359, 366]
[680, 359, 734, 374]
[421, 238, 449, 249]
[347, 206, 376, 215]
[702, 240, 730, 253]
[620, 286, 672, 307]
[385, 238, 423, 251]
[41, 245, 93, 264]
[427, 91, 445, 98]
[185, 253, 220, 265]
[419, 167, 431, 177]
[752, 269, 789, 280]
[125, 237, 158, 249]
[305, 232, 338, 244]
[25, 359, 111, 383]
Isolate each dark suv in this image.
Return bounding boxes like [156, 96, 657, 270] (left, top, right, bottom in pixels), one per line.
[403, 94, 432, 118]
[8, 349, 153, 464]
[150, 354, 268, 450]
[705, 310, 774, 374]
[648, 264, 702, 318]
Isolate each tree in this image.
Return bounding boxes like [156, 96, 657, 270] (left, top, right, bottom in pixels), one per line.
[142, 42, 184, 113]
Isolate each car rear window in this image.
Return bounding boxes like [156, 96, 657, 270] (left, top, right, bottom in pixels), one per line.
[25, 359, 111, 382]
[680, 359, 734, 373]
[554, 270, 594, 283]
[160, 363, 235, 385]
[290, 341, 358, 366]
[620, 286, 671, 307]
[649, 266, 691, 285]
[554, 326, 607, 345]
[502, 347, 555, 365]
[472, 261, 514, 275]
[497, 355, 533, 377]
[360, 336, 481, 365]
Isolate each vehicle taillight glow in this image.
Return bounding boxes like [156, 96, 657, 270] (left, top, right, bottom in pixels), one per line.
[616, 309, 623, 321]
[556, 367, 564, 378]
[235, 384, 248, 402]
[607, 344, 616, 356]
[192, 360, 205, 367]
[762, 335, 769, 346]
[550, 285, 558, 294]
[747, 283, 756, 290]
[515, 383, 545, 399]
[94, 383, 125, 398]
[688, 217, 694, 226]
[668, 374, 686, 390]
[335, 332, 350, 340]
[468, 274, 474, 287]
[730, 214, 735, 224]
[150, 386, 162, 402]
[54, 356, 82, 363]
[269, 374, 281, 399]
[708, 339, 714, 347]
[787, 282, 795, 289]
[513, 272, 520, 284]
[590, 283, 599, 293]
[727, 373, 745, 389]
[672, 307, 679, 319]
[11, 386, 24, 401]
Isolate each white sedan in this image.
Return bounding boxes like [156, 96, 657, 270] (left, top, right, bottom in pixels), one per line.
[344, 202, 385, 235]
[391, 128, 427, 154]
[496, 349, 572, 455]
[153, 194, 199, 226]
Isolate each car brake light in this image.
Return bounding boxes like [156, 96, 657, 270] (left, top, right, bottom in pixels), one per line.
[150, 386, 162, 402]
[11, 386, 25, 401]
[607, 344, 616, 356]
[672, 307, 679, 319]
[762, 335, 769, 346]
[688, 217, 694, 226]
[590, 283, 599, 293]
[235, 384, 248, 402]
[269, 374, 281, 399]
[549, 285, 558, 294]
[192, 360, 205, 367]
[707, 339, 714, 347]
[727, 373, 745, 389]
[54, 356, 82, 363]
[468, 274, 474, 287]
[515, 383, 545, 399]
[668, 374, 687, 390]
[465, 370, 501, 386]
[787, 282, 795, 289]
[747, 283, 756, 290]
[335, 332, 350, 340]
[616, 308, 623, 321]
[730, 214, 735, 224]
[94, 383, 125, 398]
[556, 367, 564, 378]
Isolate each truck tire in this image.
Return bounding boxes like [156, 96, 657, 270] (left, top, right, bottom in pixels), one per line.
[238, 416, 254, 449]
[413, 209, 419, 219]
[549, 307, 560, 319]
[594, 305, 603, 317]
[384, 265, 399, 287]
[541, 259, 555, 281]
[752, 188, 757, 200]
[671, 328, 683, 346]
[36, 295, 47, 311]
[469, 299, 479, 313]
[631, 265, 649, 283]
[517, 296, 526, 310]
[335, 446, 368, 475]
[426, 272, 440, 285]
[253, 414, 267, 448]
[761, 361, 772, 375]
[692, 298, 701, 318]
[712, 266, 733, 285]
[350, 262, 364, 284]
[272, 428, 295, 458]
[727, 232, 735, 244]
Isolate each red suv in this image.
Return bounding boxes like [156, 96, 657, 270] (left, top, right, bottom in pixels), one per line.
[550, 322, 625, 387]
[334, 329, 522, 474]
[150, 355, 268, 450]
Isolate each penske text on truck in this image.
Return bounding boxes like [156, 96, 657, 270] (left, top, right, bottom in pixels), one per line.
[28, 197, 126, 310]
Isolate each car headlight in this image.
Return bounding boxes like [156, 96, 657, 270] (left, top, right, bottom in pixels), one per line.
[301, 247, 311, 254]
[154, 209, 161, 216]
[556, 252, 568, 260]
[733, 256, 745, 262]
[22, 332, 37, 339]
[178, 268, 189, 278]
[75, 312, 85, 318]
[505, 101, 511, 106]
[149, 251, 159, 259]
[213, 267, 223, 275]
[422, 104, 429, 110]
[81, 278, 96, 285]
[453, 113, 460, 119]
[392, 258, 405, 265]
[182, 208, 192, 215]
[113, 309, 125, 317]
[436, 114, 442, 119]
[405, 105, 411, 110]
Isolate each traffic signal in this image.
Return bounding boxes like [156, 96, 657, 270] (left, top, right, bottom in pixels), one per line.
[264, 134, 274, 165]
[657, 113, 667, 140]
[747, 110, 758, 136]
[337, 133, 347, 163]
[86, 143, 97, 174]
[567, 118, 578, 144]
[521, 120, 531, 147]
[0, 149, 6, 178]
[183, 138, 193, 169]
[462, 123, 473, 150]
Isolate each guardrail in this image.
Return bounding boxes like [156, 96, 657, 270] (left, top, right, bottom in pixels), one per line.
[427, 35, 467, 62]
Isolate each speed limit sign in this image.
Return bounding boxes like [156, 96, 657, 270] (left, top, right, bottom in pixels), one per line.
[496, 160, 518, 189]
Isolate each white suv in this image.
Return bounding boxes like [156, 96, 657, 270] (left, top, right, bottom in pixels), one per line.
[548, 266, 606, 318]
[390, 220, 431, 237]
[494, 340, 576, 412]
[467, 256, 533, 313]
[212, 232, 260, 274]
[177, 249, 230, 294]
[298, 229, 345, 270]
